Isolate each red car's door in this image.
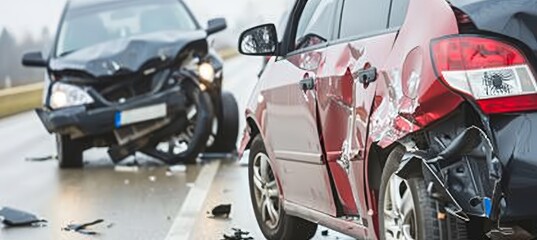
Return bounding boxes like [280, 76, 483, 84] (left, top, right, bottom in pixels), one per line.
[262, 0, 341, 214]
[316, 0, 397, 218]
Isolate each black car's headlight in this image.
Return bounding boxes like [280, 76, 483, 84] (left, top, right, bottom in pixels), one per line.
[198, 62, 215, 83]
[49, 82, 94, 109]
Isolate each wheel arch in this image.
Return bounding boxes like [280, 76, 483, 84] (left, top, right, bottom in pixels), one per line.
[244, 115, 261, 150]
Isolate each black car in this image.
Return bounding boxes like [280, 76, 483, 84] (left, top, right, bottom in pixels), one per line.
[22, 0, 239, 168]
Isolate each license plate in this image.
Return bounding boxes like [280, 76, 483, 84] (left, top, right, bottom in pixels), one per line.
[115, 104, 167, 128]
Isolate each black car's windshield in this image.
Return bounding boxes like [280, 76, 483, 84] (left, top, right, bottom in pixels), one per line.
[56, 0, 198, 57]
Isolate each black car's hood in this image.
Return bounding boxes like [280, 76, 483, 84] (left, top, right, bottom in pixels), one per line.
[451, 0, 537, 50]
[49, 30, 208, 79]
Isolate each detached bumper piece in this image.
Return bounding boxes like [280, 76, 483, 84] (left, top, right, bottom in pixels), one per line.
[397, 112, 537, 238]
[397, 126, 502, 222]
[36, 87, 188, 139]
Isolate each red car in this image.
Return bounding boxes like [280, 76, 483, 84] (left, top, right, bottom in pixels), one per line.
[239, 0, 537, 239]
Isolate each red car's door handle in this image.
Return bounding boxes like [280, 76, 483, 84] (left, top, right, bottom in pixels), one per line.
[354, 67, 377, 84]
[300, 77, 315, 91]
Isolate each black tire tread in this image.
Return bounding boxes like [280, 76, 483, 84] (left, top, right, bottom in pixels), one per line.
[57, 134, 84, 169]
[207, 92, 239, 153]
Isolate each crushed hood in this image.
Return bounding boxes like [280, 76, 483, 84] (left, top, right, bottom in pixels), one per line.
[451, 0, 537, 50]
[49, 30, 208, 79]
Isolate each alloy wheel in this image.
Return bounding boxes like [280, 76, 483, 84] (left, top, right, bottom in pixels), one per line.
[252, 152, 280, 229]
[156, 105, 199, 155]
[383, 174, 417, 240]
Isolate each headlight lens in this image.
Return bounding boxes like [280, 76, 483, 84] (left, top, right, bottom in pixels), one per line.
[49, 82, 94, 109]
[198, 62, 215, 82]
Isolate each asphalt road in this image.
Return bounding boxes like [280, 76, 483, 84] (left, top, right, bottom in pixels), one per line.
[0, 56, 351, 240]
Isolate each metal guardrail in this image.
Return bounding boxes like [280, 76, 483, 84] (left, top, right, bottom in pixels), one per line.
[0, 49, 239, 118]
[0, 82, 43, 118]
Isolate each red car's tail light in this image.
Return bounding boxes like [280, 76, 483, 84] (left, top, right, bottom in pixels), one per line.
[431, 35, 537, 114]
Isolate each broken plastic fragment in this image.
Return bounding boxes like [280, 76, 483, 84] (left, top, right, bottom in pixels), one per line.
[166, 165, 187, 176]
[62, 219, 104, 235]
[321, 229, 329, 236]
[222, 228, 253, 240]
[25, 155, 57, 162]
[114, 165, 139, 173]
[211, 204, 231, 218]
[0, 207, 47, 227]
[200, 153, 235, 160]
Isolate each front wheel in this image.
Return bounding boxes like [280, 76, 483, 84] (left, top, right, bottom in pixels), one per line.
[207, 92, 239, 153]
[142, 89, 213, 165]
[56, 134, 84, 169]
[248, 135, 317, 240]
[379, 147, 468, 240]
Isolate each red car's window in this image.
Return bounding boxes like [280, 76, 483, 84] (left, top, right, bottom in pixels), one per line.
[339, 0, 390, 39]
[388, 0, 410, 29]
[293, 0, 338, 51]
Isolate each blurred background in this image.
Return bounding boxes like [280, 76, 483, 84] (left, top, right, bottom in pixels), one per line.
[0, 0, 291, 89]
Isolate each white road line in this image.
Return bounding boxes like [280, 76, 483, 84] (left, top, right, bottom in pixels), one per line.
[164, 160, 221, 240]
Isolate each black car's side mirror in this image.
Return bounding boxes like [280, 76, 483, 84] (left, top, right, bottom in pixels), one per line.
[22, 52, 47, 68]
[238, 24, 278, 56]
[207, 18, 227, 35]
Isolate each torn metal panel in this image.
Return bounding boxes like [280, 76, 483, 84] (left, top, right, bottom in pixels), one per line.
[396, 126, 502, 220]
[370, 68, 422, 146]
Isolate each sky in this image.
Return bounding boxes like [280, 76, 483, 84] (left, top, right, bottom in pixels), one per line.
[0, 0, 292, 43]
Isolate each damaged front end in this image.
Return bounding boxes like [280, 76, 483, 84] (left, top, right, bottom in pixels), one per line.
[396, 105, 537, 238]
[36, 31, 222, 164]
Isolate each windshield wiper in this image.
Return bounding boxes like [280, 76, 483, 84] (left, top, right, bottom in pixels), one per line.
[58, 49, 78, 57]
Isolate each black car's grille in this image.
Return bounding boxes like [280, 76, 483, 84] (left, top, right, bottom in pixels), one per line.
[98, 76, 153, 103]
[97, 71, 168, 102]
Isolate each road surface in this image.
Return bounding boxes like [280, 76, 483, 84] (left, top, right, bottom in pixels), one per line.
[0, 56, 351, 240]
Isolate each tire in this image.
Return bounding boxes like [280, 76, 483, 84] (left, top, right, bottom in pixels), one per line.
[379, 146, 468, 240]
[248, 135, 318, 240]
[56, 134, 84, 169]
[207, 92, 239, 153]
[140, 84, 213, 165]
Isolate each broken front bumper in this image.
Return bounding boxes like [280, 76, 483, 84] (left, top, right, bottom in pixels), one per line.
[397, 112, 537, 222]
[36, 86, 188, 138]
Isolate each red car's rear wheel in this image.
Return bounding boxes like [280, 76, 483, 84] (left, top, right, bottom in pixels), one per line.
[379, 147, 469, 240]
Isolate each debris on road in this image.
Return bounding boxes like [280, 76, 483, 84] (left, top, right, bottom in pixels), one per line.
[62, 219, 105, 235]
[222, 228, 253, 240]
[210, 204, 232, 218]
[124, 179, 130, 185]
[201, 153, 236, 160]
[25, 155, 56, 162]
[166, 165, 187, 176]
[0, 207, 47, 227]
[322, 229, 329, 236]
[114, 165, 139, 173]
[149, 176, 157, 182]
[186, 182, 195, 188]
